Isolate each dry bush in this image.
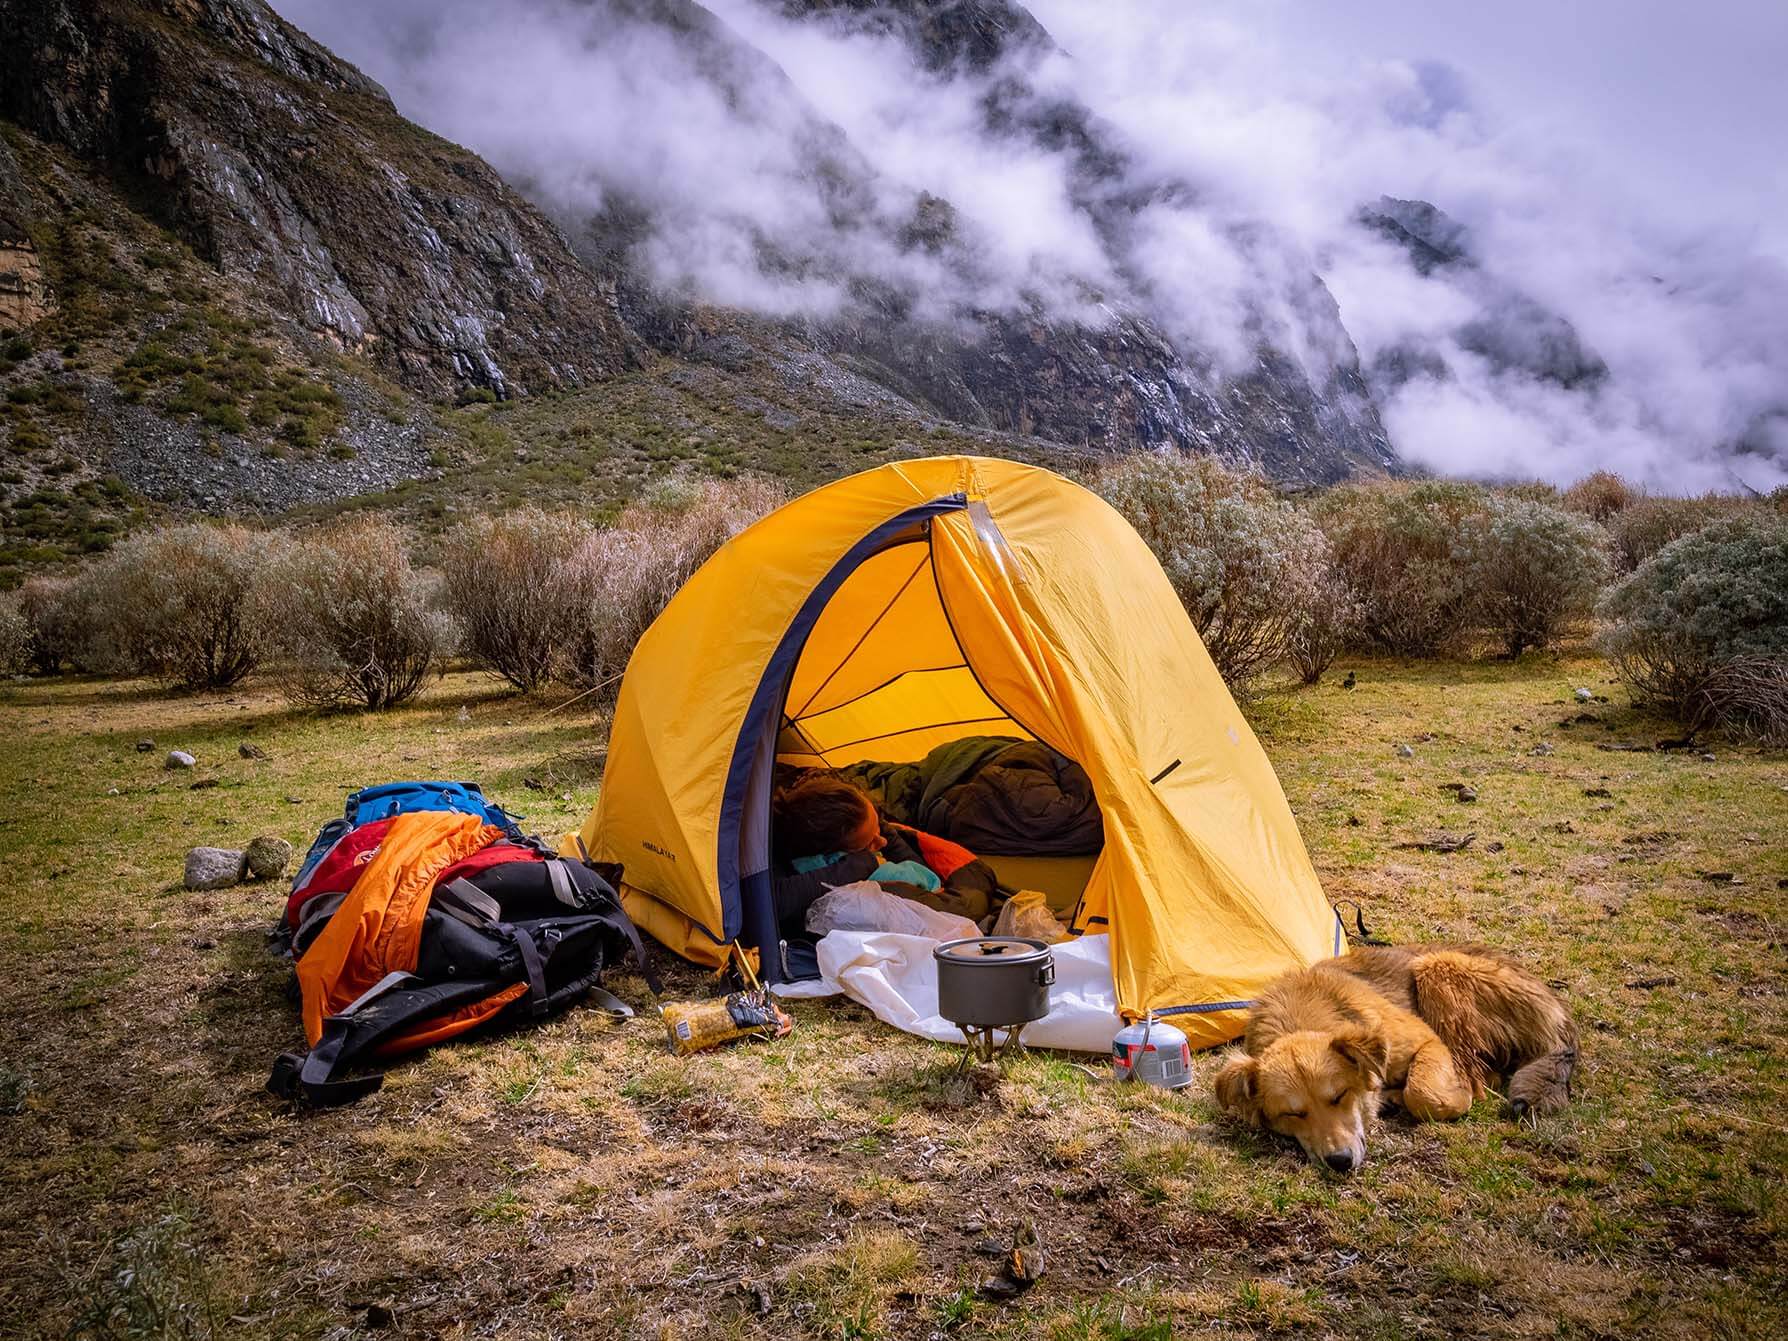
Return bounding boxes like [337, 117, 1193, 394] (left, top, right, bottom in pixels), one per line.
[1284, 562, 1361, 685]
[553, 475, 786, 695]
[440, 509, 594, 692]
[1498, 480, 1563, 503]
[1470, 495, 1612, 658]
[1312, 481, 1490, 657]
[1598, 515, 1788, 736]
[1095, 453, 1339, 686]
[1683, 656, 1788, 745]
[260, 516, 448, 710]
[74, 524, 279, 688]
[15, 574, 86, 674]
[1607, 494, 1746, 571]
[0, 592, 28, 676]
[1561, 470, 1639, 523]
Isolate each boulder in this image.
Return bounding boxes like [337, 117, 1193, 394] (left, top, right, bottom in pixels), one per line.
[243, 835, 294, 882]
[184, 846, 245, 890]
[164, 749, 196, 769]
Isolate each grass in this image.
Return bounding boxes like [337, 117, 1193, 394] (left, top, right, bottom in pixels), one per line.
[0, 650, 1783, 1338]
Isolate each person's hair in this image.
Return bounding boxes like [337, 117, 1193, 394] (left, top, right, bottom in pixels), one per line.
[772, 774, 876, 859]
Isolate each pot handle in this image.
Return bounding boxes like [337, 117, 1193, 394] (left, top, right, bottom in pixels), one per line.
[1038, 961, 1056, 988]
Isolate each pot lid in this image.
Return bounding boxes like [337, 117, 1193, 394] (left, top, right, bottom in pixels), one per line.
[933, 936, 1051, 965]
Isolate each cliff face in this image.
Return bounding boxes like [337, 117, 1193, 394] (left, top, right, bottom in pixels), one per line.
[0, 0, 1403, 561]
[1359, 196, 1610, 393]
[0, 0, 638, 397]
[570, 0, 1396, 483]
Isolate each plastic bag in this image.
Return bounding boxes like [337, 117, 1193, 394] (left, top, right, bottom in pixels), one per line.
[806, 881, 980, 942]
[661, 991, 793, 1056]
[991, 890, 1071, 943]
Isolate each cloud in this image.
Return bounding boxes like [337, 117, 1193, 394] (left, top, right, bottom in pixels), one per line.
[270, 0, 1788, 492]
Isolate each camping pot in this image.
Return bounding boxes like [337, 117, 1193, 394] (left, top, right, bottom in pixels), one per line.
[1112, 1015, 1193, 1089]
[933, 937, 1055, 1029]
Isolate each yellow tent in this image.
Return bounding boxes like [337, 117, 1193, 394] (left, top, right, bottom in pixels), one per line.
[572, 456, 1340, 1046]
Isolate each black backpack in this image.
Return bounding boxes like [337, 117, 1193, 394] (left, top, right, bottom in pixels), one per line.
[269, 843, 655, 1107]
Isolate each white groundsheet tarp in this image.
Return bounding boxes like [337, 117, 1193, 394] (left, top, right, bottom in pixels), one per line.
[774, 927, 1124, 1054]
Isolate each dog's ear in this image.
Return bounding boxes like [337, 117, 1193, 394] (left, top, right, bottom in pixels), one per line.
[1330, 1028, 1389, 1086]
[1213, 1051, 1262, 1124]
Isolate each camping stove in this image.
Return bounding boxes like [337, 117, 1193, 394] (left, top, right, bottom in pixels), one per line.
[933, 937, 1055, 1071]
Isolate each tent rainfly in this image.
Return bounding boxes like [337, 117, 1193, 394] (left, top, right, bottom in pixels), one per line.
[570, 456, 1341, 1046]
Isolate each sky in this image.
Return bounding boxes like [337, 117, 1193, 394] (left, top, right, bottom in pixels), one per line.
[270, 0, 1788, 492]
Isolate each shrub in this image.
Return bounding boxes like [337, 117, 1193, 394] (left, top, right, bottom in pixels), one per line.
[260, 517, 448, 709]
[1469, 496, 1611, 658]
[78, 524, 277, 688]
[1606, 494, 1745, 572]
[1094, 453, 1337, 686]
[0, 592, 28, 675]
[15, 573, 84, 673]
[554, 475, 786, 695]
[440, 509, 594, 692]
[1311, 481, 1489, 657]
[1284, 561, 1361, 685]
[1598, 516, 1788, 738]
[1561, 470, 1639, 523]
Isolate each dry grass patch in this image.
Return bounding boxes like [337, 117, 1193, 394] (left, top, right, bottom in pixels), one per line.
[1, 652, 1783, 1338]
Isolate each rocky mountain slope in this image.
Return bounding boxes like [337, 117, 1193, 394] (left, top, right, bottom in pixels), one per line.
[0, 0, 1413, 582]
[563, 0, 1396, 481]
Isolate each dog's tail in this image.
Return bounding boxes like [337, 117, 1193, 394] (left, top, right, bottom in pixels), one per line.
[1410, 951, 1575, 1103]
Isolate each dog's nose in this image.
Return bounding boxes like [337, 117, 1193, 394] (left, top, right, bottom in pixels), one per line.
[1324, 1151, 1357, 1174]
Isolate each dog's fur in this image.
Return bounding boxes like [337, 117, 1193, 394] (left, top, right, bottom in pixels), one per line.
[1214, 944, 1577, 1172]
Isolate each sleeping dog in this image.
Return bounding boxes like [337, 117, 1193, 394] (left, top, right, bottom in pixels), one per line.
[1213, 944, 1577, 1173]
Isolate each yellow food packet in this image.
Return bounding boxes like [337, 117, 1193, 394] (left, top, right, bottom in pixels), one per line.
[661, 991, 793, 1057]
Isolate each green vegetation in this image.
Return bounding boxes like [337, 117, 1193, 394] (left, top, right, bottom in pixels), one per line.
[0, 652, 1780, 1338]
[116, 316, 344, 449]
[0, 475, 139, 580]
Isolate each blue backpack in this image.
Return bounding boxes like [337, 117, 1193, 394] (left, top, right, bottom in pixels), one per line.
[291, 781, 525, 890]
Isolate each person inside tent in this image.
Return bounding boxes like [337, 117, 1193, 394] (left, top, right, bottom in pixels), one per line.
[770, 773, 1000, 936]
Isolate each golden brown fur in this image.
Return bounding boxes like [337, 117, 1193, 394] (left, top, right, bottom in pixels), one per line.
[1214, 944, 1577, 1172]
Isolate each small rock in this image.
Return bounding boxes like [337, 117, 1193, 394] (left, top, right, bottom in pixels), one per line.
[1395, 744, 1414, 759]
[105, 787, 120, 796]
[1583, 787, 1612, 798]
[165, 750, 196, 769]
[1485, 840, 1506, 853]
[239, 741, 268, 760]
[1699, 752, 1716, 762]
[961, 1218, 986, 1235]
[1574, 687, 1594, 702]
[1456, 786, 1478, 804]
[973, 1237, 1007, 1258]
[1531, 742, 1555, 756]
[184, 846, 245, 890]
[284, 795, 305, 805]
[1551, 820, 1576, 834]
[243, 835, 295, 882]
[135, 739, 155, 753]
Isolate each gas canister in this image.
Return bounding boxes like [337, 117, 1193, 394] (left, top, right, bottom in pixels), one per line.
[1111, 1015, 1192, 1089]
